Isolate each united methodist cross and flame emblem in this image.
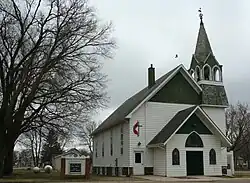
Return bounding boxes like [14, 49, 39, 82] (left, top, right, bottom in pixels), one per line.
[133, 120, 142, 136]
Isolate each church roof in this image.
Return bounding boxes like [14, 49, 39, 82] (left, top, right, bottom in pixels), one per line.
[91, 65, 179, 135]
[148, 106, 231, 147]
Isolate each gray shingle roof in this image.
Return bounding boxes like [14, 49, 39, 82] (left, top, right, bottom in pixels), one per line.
[148, 106, 196, 145]
[200, 84, 228, 106]
[91, 65, 180, 136]
[195, 21, 213, 62]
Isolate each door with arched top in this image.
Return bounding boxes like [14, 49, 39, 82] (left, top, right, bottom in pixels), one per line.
[185, 132, 204, 176]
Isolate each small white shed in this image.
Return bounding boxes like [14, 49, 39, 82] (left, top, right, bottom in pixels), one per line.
[52, 148, 85, 171]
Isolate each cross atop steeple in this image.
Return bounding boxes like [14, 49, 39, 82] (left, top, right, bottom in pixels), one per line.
[198, 8, 203, 25]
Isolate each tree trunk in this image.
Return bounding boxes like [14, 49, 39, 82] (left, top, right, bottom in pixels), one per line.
[0, 129, 6, 178]
[3, 131, 19, 176]
[0, 150, 5, 178]
[233, 153, 237, 170]
[3, 143, 14, 176]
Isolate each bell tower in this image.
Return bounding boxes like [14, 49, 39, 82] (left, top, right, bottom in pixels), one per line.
[189, 9, 228, 107]
[189, 9, 223, 84]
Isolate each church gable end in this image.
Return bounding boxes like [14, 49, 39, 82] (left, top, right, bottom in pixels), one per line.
[149, 72, 201, 105]
[176, 113, 212, 134]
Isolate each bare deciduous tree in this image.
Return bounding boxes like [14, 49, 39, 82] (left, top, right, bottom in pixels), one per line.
[77, 120, 97, 156]
[0, 0, 115, 176]
[226, 103, 250, 152]
[17, 126, 71, 167]
[226, 102, 250, 169]
[18, 128, 44, 167]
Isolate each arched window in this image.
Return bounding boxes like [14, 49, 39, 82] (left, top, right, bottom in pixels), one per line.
[195, 67, 201, 81]
[213, 67, 221, 81]
[203, 65, 211, 80]
[209, 149, 216, 164]
[185, 132, 204, 147]
[172, 148, 180, 165]
[190, 69, 195, 79]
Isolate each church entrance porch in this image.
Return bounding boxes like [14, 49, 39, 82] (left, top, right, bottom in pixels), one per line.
[186, 151, 204, 175]
[147, 106, 232, 177]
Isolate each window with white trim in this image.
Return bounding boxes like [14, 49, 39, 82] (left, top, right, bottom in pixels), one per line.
[102, 134, 104, 157]
[172, 148, 180, 165]
[95, 140, 98, 158]
[110, 129, 113, 156]
[102, 141, 104, 157]
[209, 148, 216, 165]
[120, 124, 124, 155]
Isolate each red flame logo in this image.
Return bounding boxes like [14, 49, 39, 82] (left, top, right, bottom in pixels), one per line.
[133, 121, 139, 136]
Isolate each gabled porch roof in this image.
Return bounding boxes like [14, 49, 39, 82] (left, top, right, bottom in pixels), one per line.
[147, 106, 231, 148]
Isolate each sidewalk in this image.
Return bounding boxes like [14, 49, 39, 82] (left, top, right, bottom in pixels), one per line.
[134, 175, 250, 182]
[135, 175, 219, 182]
[45, 175, 250, 183]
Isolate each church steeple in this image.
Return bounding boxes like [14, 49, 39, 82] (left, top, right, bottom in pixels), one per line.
[189, 9, 228, 107]
[194, 10, 213, 62]
[189, 9, 223, 83]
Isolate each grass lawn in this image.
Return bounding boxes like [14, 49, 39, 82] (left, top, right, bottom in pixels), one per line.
[234, 175, 250, 178]
[232, 170, 250, 178]
[0, 169, 145, 183]
[217, 171, 250, 178]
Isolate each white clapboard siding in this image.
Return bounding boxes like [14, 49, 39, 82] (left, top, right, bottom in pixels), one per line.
[93, 100, 228, 177]
[153, 148, 166, 176]
[201, 107, 226, 134]
[145, 102, 193, 144]
[129, 102, 193, 167]
[93, 122, 129, 167]
[129, 103, 147, 167]
[166, 134, 187, 177]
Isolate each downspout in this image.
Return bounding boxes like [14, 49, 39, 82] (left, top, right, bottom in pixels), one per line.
[144, 103, 147, 148]
[165, 145, 167, 177]
[144, 103, 147, 171]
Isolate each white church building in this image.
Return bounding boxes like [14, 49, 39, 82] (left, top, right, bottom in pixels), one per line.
[91, 13, 235, 177]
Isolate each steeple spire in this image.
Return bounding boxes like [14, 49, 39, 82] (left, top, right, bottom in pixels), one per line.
[189, 9, 224, 84]
[194, 8, 213, 62]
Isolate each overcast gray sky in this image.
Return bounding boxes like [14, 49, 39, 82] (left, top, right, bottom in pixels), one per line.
[89, 0, 250, 123]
